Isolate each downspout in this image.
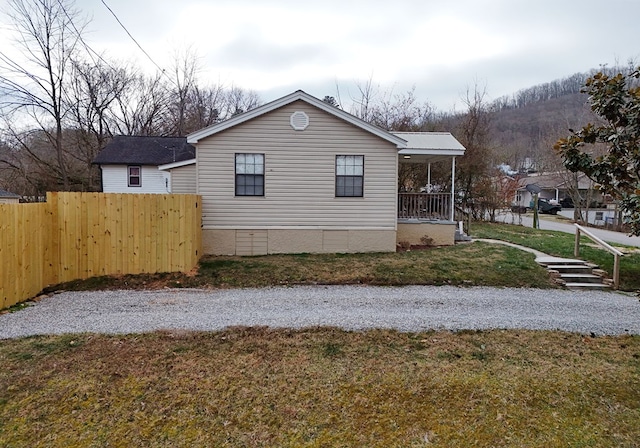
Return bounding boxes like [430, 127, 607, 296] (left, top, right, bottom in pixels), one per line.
[450, 157, 456, 221]
[394, 151, 399, 228]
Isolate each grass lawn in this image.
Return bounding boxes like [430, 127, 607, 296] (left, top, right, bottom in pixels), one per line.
[46, 240, 558, 294]
[471, 222, 640, 292]
[4, 225, 640, 446]
[1, 328, 639, 447]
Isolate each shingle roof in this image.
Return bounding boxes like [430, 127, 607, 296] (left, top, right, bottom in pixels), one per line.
[517, 172, 593, 190]
[0, 188, 20, 198]
[93, 136, 195, 166]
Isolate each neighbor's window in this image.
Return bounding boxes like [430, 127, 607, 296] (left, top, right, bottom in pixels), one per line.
[336, 155, 364, 197]
[235, 153, 264, 196]
[128, 165, 141, 187]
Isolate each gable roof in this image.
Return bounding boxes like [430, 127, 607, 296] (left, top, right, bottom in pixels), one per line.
[517, 172, 594, 191]
[187, 90, 408, 147]
[0, 188, 20, 198]
[93, 136, 195, 166]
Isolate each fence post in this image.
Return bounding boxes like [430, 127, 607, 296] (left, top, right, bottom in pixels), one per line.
[613, 254, 620, 290]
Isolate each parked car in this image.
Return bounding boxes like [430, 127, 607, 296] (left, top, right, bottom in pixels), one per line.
[559, 197, 605, 209]
[536, 198, 562, 215]
[559, 197, 574, 208]
[512, 199, 562, 215]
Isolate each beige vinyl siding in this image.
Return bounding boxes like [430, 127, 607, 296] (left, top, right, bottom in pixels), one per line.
[170, 164, 197, 193]
[197, 101, 398, 229]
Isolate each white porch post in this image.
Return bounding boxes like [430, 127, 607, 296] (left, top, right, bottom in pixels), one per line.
[427, 162, 431, 187]
[450, 157, 456, 221]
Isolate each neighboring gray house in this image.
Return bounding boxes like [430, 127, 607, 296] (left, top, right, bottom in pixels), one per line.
[513, 172, 604, 208]
[187, 90, 466, 255]
[93, 136, 196, 194]
[0, 188, 21, 204]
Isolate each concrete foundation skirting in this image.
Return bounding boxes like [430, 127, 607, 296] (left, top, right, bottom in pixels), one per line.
[396, 221, 456, 246]
[202, 228, 397, 255]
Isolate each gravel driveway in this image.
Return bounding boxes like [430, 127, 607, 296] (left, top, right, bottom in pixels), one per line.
[1, 286, 639, 339]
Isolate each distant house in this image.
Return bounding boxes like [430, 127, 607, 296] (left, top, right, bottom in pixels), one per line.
[93, 136, 195, 194]
[0, 188, 21, 204]
[513, 172, 604, 208]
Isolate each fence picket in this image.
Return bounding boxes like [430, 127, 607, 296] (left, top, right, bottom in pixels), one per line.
[0, 193, 202, 309]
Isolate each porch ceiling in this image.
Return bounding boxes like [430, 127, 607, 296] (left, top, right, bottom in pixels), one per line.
[398, 151, 460, 164]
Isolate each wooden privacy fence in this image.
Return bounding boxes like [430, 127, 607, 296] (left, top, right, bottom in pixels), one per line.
[1, 192, 202, 309]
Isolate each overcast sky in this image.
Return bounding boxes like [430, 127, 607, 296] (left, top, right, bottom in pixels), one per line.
[7, 0, 640, 111]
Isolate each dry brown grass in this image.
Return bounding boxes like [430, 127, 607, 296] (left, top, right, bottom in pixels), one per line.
[1, 329, 639, 447]
[45, 242, 558, 294]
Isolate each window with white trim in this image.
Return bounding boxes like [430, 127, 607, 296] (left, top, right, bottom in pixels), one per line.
[235, 153, 264, 196]
[336, 155, 364, 197]
[128, 165, 141, 187]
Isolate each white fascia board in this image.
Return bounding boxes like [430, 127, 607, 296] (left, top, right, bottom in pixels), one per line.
[398, 148, 466, 157]
[158, 158, 196, 171]
[187, 90, 407, 148]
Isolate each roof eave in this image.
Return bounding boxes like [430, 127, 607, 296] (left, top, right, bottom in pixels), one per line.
[398, 148, 465, 157]
[158, 158, 197, 171]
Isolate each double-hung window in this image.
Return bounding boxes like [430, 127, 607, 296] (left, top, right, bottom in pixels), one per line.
[128, 165, 141, 187]
[335, 155, 364, 197]
[235, 153, 264, 196]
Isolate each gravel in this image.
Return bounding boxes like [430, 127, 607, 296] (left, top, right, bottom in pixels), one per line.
[1, 285, 639, 339]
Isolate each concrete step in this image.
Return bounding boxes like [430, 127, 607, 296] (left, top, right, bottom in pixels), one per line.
[564, 282, 611, 290]
[536, 257, 589, 267]
[536, 257, 611, 290]
[546, 264, 593, 274]
[559, 273, 604, 284]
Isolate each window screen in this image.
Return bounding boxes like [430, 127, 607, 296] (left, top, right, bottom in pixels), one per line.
[336, 155, 364, 197]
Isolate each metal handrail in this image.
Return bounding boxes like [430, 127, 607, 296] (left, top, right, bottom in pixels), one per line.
[574, 223, 624, 289]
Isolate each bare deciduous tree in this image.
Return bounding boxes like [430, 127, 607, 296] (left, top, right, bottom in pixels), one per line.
[455, 82, 495, 219]
[0, 0, 85, 190]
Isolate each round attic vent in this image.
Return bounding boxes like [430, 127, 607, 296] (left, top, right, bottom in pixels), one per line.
[290, 111, 309, 131]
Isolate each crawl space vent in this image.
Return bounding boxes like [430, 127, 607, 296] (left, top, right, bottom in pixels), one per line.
[290, 111, 309, 130]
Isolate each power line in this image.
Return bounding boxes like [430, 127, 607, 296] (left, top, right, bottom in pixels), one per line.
[56, 0, 115, 71]
[99, 0, 169, 79]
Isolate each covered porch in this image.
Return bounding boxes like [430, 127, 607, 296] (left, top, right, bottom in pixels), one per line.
[392, 132, 466, 245]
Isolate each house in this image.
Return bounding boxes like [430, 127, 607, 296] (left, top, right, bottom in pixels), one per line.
[513, 172, 605, 209]
[0, 188, 21, 204]
[92, 91, 466, 255]
[93, 136, 196, 193]
[187, 90, 466, 255]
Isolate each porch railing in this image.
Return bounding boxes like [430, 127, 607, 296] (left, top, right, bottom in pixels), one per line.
[398, 193, 451, 220]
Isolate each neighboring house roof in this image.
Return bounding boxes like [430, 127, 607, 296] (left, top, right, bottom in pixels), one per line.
[187, 90, 408, 148]
[93, 136, 195, 166]
[394, 132, 466, 157]
[0, 188, 20, 198]
[518, 172, 594, 191]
